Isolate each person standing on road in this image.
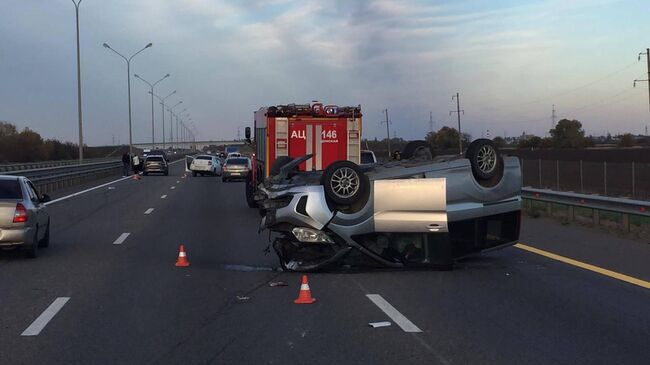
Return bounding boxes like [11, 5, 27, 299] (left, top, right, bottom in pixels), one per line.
[121, 152, 130, 176]
[132, 154, 141, 174]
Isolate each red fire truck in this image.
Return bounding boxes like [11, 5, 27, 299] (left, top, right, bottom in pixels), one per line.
[245, 102, 362, 207]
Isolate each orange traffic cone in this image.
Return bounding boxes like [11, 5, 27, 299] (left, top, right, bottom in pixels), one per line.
[175, 245, 190, 267]
[294, 275, 316, 304]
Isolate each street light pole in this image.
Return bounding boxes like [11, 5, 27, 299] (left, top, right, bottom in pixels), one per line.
[168, 101, 182, 149]
[71, 0, 84, 162]
[134, 73, 169, 146]
[150, 90, 176, 150]
[103, 42, 152, 158]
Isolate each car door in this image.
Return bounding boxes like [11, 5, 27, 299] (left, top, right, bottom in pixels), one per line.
[25, 180, 48, 239]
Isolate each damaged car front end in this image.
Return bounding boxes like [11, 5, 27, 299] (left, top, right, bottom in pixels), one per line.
[258, 139, 522, 272]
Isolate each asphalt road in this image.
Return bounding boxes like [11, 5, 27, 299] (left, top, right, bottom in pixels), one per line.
[1, 160, 649, 364]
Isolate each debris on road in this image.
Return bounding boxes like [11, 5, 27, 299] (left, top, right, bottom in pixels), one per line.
[269, 281, 288, 287]
[368, 322, 391, 328]
[107, 187, 116, 190]
[237, 296, 250, 301]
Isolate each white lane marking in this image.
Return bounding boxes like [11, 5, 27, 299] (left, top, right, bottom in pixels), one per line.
[112, 232, 130, 245]
[170, 186, 176, 190]
[160, 195, 167, 199]
[144, 208, 154, 215]
[21, 297, 70, 336]
[44, 175, 131, 206]
[366, 294, 422, 333]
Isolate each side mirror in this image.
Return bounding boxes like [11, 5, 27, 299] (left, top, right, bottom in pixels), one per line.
[40, 194, 51, 203]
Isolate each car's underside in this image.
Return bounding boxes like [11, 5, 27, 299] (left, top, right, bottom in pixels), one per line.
[255, 139, 522, 272]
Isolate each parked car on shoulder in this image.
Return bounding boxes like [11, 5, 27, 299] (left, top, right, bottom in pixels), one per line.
[222, 157, 251, 182]
[143, 155, 169, 176]
[0, 176, 51, 258]
[190, 155, 222, 177]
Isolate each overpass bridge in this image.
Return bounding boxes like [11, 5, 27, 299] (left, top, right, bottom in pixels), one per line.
[132, 140, 245, 151]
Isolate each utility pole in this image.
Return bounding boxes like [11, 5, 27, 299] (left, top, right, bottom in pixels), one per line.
[634, 48, 650, 135]
[429, 111, 434, 133]
[380, 108, 392, 157]
[450, 93, 464, 154]
[71, 0, 83, 162]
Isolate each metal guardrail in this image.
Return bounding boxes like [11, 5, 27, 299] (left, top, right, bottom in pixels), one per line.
[521, 187, 650, 233]
[0, 157, 116, 172]
[3, 160, 122, 180]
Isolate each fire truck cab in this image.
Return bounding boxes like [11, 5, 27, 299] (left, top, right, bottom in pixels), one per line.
[246, 102, 362, 207]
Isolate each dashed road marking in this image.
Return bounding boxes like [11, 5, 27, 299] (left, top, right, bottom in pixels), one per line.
[366, 294, 422, 333]
[112, 233, 130, 245]
[160, 195, 167, 199]
[515, 243, 650, 289]
[170, 186, 176, 190]
[21, 297, 70, 336]
[144, 208, 154, 215]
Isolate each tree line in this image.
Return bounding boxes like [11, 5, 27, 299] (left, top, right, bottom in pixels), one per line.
[0, 121, 86, 163]
[364, 118, 648, 155]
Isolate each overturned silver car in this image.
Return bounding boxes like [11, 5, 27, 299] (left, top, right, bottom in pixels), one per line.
[256, 139, 522, 271]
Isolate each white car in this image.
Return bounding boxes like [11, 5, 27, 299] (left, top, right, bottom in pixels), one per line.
[190, 155, 222, 176]
[227, 152, 241, 159]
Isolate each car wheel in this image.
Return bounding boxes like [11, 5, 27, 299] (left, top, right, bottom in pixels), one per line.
[222, 177, 227, 182]
[465, 138, 501, 181]
[38, 220, 50, 248]
[401, 140, 432, 160]
[321, 160, 368, 207]
[270, 156, 294, 176]
[25, 229, 38, 258]
[192, 171, 197, 177]
[143, 172, 148, 176]
[164, 171, 169, 176]
[245, 174, 257, 208]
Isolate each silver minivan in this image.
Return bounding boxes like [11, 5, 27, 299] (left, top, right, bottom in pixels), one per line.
[0, 176, 50, 258]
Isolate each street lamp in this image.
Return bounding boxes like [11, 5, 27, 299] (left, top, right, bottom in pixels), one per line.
[134, 73, 169, 146]
[103, 41, 153, 158]
[149, 90, 176, 149]
[168, 101, 183, 149]
[177, 109, 188, 148]
[71, 0, 84, 162]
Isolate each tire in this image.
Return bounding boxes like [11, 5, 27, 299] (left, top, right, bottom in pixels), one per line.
[143, 172, 148, 176]
[38, 220, 50, 248]
[245, 174, 257, 208]
[401, 140, 432, 160]
[321, 160, 368, 206]
[222, 177, 227, 182]
[25, 229, 38, 258]
[192, 171, 197, 177]
[465, 139, 501, 181]
[270, 156, 294, 177]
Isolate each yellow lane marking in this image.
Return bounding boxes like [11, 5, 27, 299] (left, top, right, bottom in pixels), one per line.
[515, 243, 650, 290]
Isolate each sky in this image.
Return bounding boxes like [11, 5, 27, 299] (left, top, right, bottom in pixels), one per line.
[1, 0, 650, 146]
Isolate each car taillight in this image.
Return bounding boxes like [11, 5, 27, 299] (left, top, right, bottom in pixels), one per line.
[13, 203, 28, 223]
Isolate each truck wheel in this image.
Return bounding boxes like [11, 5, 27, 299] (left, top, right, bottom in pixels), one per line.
[401, 140, 432, 160]
[465, 139, 501, 181]
[270, 156, 294, 176]
[245, 174, 257, 208]
[321, 161, 368, 206]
